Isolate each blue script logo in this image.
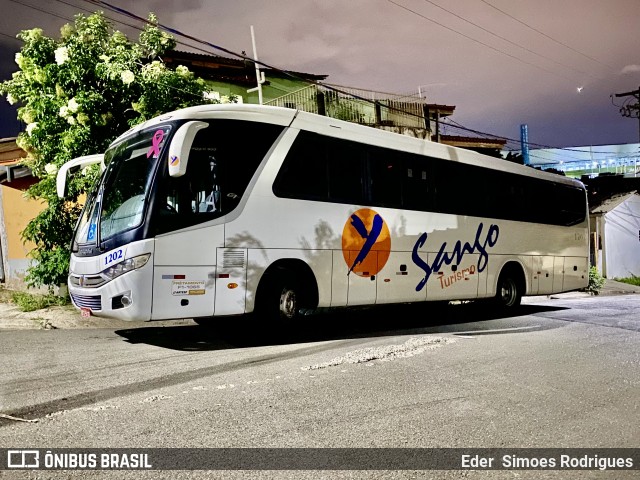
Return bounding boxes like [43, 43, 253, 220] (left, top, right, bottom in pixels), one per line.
[411, 223, 500, 292]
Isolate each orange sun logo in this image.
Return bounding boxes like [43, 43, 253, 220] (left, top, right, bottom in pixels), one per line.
[341, 208, 391, 277]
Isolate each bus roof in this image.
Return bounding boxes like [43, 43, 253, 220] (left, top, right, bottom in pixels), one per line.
[111, 103, 584, 190]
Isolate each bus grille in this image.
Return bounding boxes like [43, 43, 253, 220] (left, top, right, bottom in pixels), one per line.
[71, 293, 102, 311]
[69, 273, 107, 288]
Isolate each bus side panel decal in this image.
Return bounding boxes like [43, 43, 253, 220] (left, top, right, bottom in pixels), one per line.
[412, 223, 500, 292]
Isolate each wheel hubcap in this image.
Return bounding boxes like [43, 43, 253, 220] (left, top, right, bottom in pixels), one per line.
[500, 279, 516, 306]
[279, 289, 296, 319]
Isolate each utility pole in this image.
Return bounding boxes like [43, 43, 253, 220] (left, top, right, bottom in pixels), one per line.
[614, 86, 640, 143]
[246, 25, 266, 105]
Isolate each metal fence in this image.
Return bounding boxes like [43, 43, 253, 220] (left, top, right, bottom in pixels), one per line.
[265, 84, 428, 130]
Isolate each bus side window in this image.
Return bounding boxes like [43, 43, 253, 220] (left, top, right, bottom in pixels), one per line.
[326, 137, 366, 205]
[368, 146, 402, 209]
[403, 154, 433, 212]
[273, 131, 328, 201]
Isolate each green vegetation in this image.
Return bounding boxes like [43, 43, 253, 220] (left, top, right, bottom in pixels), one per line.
[10, 291, 69, 312]
[584, 266, 606, 295]
[614, 275, 640, 287]
[0, 12, 211, 289]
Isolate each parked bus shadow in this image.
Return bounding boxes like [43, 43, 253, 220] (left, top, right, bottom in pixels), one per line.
[115, 302, 568, 351]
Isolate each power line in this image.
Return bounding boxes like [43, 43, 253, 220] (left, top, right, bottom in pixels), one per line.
[84, 0, 640, 155]
[385, 0, 575, 81]
[8, 0, 71, 23]
[53, 0, 235, 60]
[478, 0, 616, 71]
[11, 0, 635, 156]
[419, 0, 596, 79]
[2, 0, 210, 102]
[0, 31, 21, 42]
[440, 117, 638, 157]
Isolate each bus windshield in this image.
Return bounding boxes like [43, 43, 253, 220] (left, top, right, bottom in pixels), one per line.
[73, 125, 171, 247]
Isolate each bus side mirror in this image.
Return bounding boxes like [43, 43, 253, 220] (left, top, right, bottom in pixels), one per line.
[167, 121, 209, 177]
[56, 154, 105, 198]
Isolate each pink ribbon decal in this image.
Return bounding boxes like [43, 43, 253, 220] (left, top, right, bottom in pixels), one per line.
[147, 129, 164, 158]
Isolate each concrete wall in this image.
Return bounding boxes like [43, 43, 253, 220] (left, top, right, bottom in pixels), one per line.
[603, 195, 640, 278]
[0, 183, 44, 287]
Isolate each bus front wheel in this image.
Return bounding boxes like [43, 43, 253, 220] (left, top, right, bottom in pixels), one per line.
[260, 270, 302, 323]
[277, 282, 298, 320]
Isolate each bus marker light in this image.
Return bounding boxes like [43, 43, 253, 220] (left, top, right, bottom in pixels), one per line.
[217, 274, 230, 278]
[162, 274, 185, 280]
[227, 283, 238, 289]
[384, 278, 391, 283]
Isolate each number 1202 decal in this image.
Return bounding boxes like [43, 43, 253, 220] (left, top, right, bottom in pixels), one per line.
[104, 249, 124, 266]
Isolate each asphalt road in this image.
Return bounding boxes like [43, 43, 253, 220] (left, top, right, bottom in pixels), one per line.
[1, 295, 639, 479]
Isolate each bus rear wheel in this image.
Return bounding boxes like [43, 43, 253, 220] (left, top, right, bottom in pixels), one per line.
[495, 270, 523, 309]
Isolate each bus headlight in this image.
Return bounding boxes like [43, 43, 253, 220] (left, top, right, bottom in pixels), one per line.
[102, 254, 151, 280]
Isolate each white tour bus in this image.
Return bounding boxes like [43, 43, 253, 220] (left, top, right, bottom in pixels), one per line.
[59, 104, 589, 324]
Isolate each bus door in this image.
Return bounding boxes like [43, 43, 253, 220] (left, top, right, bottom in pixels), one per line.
[149, 127, 226, 320]
[152, 227, 221, 320]
[425, 252, 481, 301]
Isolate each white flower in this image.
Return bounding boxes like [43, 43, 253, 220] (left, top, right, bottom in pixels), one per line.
[44, 163, 58, 176]
[67, 116, 76, 125]
[14, 53, 23, 68]
[6, 93, 16, 105]
[99, 54, 110, 62]
[26, 122, 38, 136]
[54, 46, 69, 65]
[176, 65, 189, 76]
[67, 97, 79, 113]
[121, 70, 135, 85]
[24, 28, 43, 42]
[59, 105, 70, 117]
[142, 61, 164, 80]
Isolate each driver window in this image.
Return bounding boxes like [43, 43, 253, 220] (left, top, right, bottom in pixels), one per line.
[152, 119, 284, 235]
[154, 130, 219, 233]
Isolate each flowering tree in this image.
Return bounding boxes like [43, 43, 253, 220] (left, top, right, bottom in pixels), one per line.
[1, 12, 212, 289]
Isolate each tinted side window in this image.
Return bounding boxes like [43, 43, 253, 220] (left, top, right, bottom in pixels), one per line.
[326, 137, 366, 204]
[274, 132, 366, 205]
[432, 159, 488, 217]
[369, 146, 403, 209]
[555, 184, 586, 226]
[402, 154, 434, 211]
[273, 131, 328, 201]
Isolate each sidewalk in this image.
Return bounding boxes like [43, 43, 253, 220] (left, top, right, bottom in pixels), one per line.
[1, 279, 638, 330]
[0, 302, 193, 331]
[524, 278, 640, 303]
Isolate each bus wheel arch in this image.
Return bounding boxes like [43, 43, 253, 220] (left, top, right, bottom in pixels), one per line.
[495, 261, 526, 309]
[255, 259, 319, 321]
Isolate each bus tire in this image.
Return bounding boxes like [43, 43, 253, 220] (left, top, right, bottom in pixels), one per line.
[495, 268, 523, 309]
[260, 270, 301, 323]
[275, 277, 298, 321]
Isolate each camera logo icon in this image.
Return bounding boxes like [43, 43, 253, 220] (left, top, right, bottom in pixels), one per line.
[7, 450, 39, 469]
